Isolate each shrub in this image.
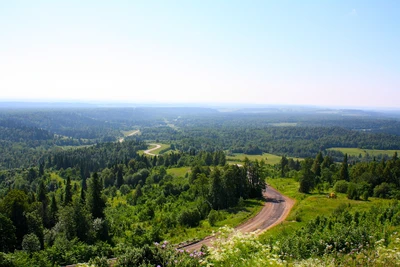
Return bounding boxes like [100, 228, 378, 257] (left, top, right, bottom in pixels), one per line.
[119, 185, 131, 195]
[178, 209, 201, 227]
[208, 209, 218, 226]
[334, 180, 348, 193]
[347, 182, 360, 200]
[22, 233, 41, 253]
[374, 183, 395, 198]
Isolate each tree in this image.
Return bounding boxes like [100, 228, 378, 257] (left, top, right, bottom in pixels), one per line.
[49, 194, 58, 227]
[0, 190, 28, 247]
[37, 179, 49, 227]
[299, 158, 315, 193]
[0, 214, 16, 253]
[312, 152, 323, 177]
[116, 165, 124, 188]
[25, 210, 44, 249]
[339, 154, 349, 181]
[130, 184, 143, 205]
[280, 156, 289, 177]
[87, 172, 106, 219]
[209, 168, 225, 210]
[21, 233, 40, 254]
[245, 159, 265, 198]
[64, 176, 72, 206]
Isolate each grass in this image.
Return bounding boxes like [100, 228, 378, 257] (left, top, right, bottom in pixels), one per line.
[327, 147, 399, 157]
[167, 167, 191, 178]
[227, 153, 302, 165]
[260, 177, 395, 241]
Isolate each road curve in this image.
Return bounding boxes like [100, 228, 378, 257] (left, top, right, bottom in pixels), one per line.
[144, 143, 162, 156]
[181, 186, 295, 251]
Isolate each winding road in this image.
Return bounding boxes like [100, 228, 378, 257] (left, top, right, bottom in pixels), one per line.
[144, 143, 162, 156]
[181, 186, 295, 251]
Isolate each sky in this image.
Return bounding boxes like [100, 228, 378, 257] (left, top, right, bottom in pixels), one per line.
[0, 0, 399, 108]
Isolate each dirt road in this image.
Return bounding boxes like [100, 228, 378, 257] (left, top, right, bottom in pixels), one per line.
[118, 130, 140, 142]
[181, 186, 295, 251]
[144, 144, 162, 156]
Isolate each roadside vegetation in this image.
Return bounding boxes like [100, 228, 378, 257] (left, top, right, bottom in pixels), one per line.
[1, 107, 400, 266]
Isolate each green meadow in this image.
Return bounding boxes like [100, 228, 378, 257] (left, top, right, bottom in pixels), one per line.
[227, 153, 302, 165]
[327, 147, 398, 157]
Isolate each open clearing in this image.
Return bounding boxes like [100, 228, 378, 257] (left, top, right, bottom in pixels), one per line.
[118, 129, 140, 142]
[327, 147, 398, 157]
[227, 153, 302, 165]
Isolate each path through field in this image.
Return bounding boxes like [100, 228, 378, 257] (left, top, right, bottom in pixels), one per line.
[144, 143, 162, 156]
[118, 130, 140, 142]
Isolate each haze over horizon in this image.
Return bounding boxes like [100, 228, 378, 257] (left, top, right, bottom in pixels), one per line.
[1, 1, 399, 108]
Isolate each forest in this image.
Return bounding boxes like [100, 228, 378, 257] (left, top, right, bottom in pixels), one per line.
[0, 105, 400, 266]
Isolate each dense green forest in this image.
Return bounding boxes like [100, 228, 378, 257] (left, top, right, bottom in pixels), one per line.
[1, 106, 400, 266]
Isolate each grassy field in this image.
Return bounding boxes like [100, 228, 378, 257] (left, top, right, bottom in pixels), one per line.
[327, 147, 398, 157]
[227, 153, 302, 165]
[260, 178, 395, 241]
[167, 167, 191, 178]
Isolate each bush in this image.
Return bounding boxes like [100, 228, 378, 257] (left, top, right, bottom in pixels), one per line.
[347, 182, 360, 200]
[178, 209, 201, 227]
[334, 180, 348, 193]
[208, 209, 218, 226]
[22, 233, 41, 253]
[374, 183, 395, 198]
[119, 185, 131, 195]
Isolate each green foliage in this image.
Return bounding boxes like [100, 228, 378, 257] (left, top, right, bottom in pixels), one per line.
[178, 209, 201, 227]
[0, 213, 16, 252]
[208, 209, 218, 226]
[87, 172, 106, 219]
[0, 189, 29, 247]
[119, 184, 131, 195]
[299, 158, 315, 193]
[334, 180, 349, 193]
[64, 176, 72, 206]
[22, 233, 41, 253]
[346, 182, 360, 200]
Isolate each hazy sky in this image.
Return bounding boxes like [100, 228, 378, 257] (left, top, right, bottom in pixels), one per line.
[0, 1, 399, 107]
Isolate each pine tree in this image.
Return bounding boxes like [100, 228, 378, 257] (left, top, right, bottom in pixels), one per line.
[299, 158, 315, 193]
[116, 165, 124, 188]
[37, 180, 49, 227]
[80, 175, 87, 202]
[87, 172, 106, 219]
[49, 194, 58, 227]
[64, 176, 72, 206]
[339, 154, 349, 181]
[312, 152, 324, 177]
[280, 156, 288, 177]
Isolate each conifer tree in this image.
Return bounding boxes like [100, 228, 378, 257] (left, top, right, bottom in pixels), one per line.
[64, 176, 72, 206]
[87, 172, 106, 219]
[339, 154, 349, 181]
